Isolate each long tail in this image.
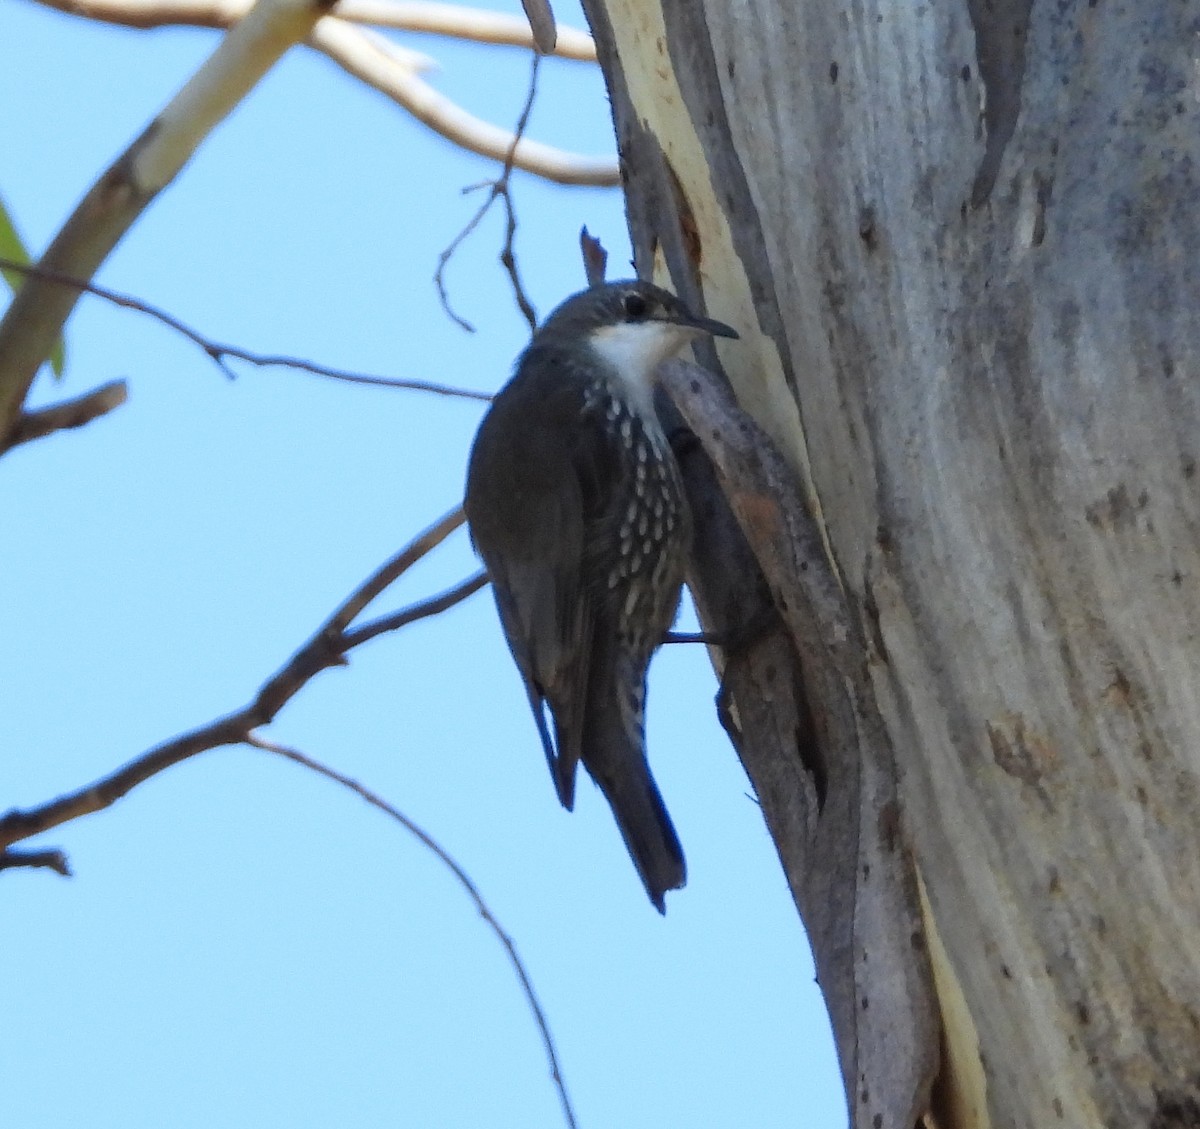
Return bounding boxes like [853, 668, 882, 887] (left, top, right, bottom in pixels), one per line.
[583, 680, 686, 913]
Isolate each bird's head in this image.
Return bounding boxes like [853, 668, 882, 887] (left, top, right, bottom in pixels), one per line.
[536, 280, 738, 388]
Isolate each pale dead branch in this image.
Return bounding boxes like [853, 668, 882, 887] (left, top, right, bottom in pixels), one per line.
[39, 0, 597, 60]
[317, 17, 615, 185]
[31, 0, 617, 186]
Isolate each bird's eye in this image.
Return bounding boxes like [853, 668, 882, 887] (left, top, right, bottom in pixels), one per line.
[623, 293, 649, 319]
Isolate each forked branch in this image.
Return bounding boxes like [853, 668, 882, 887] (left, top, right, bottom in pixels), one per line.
[0, 508, 577, 1127]
[0, 507, 484, 851]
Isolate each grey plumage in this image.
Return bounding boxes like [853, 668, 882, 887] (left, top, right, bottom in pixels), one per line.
[464, 280, 737, 912]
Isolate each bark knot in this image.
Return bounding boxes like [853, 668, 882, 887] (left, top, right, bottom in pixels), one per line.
[986, 712, 1057, 794]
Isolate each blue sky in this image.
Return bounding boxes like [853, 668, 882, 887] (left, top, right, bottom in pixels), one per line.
[0, 2, 844, 1124]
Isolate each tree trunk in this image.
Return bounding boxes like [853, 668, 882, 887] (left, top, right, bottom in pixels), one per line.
[581, 2, 1200, 1127]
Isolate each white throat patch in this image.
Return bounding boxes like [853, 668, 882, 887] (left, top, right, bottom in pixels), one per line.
[588, 321, 694, 408]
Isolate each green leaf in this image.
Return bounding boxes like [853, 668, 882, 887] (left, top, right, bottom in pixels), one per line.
[46, 331, 67, 380]
[0, 194, 30, 288]
[0, 193, 67, 379]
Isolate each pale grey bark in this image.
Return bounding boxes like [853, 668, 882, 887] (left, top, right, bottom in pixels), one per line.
[584, 2, 1200, 1127]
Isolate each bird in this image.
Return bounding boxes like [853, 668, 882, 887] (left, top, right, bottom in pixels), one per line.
[464, 279, 738, 912]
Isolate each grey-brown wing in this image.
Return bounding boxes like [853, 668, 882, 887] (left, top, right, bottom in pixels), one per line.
[482, 531, 592, 809]
[465, 364, 610, 809]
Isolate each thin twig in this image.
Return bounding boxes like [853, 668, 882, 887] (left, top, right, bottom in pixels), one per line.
[0, 516, 564, 1125]
[0, 508, 481, 850]
[247, 733, 577, 1129]
[498, 53, 541, 333]
[344, 569, 488, 649]
[434, 206, 498, 334]
[434, 53, 541, 333]
[0, 258, 491, 402]
[0, 522, 567, 1121]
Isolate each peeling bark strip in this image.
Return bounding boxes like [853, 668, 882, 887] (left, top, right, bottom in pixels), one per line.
[966, 0, 1034, 206]
[663, 358, 939, 1129]
[586, 0, 1200, 1126]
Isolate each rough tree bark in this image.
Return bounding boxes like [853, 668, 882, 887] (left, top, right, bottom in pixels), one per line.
[581, 2, 1200, 1127]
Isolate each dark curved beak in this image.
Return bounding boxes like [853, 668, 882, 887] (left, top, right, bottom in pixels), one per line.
[671, 312, 740, 339]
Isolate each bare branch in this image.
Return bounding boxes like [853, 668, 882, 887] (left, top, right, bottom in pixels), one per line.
[318, 19, 436, 74]
[323, 506, 468, 630]
[247, 733, 578, 1129]
[436, 53, 542, 333]
[0, 713, 251, 850]
[344, 0, 590, 57]
[0, 258, 492, 403]
[31, 0, 617, 187]
[0, 507, 483, 851]
[0, 848, 72, 877]
[2, 379, 128, 452]
[0, 0, 340, 444]
[36, 0, 597, 61]
[313, 18, 616, 185]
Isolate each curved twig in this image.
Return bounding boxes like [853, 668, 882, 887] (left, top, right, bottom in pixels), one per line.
[248, 734, 577, 1129]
